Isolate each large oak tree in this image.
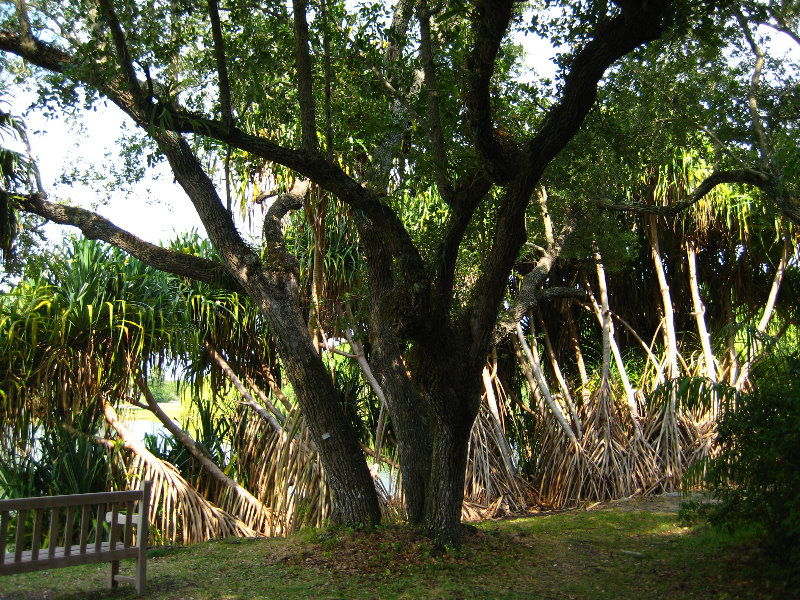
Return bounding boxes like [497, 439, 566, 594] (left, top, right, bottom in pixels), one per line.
[0, 0, 713, 546]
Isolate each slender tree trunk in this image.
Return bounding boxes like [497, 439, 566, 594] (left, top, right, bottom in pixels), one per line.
[482, 365, 502, 425]
[648, 216, 679, 379]
[593, 253, 642, 436]
[567, 314, 590, 404]
[735, 235, 792, 389]
[723, 291, 739, 386]
[686, 239, 717, 381]
[595, 259, 612, 387]
[646, 218, 681, 488]
[516, 322, 578, 444]
[536, 307, 582, 438]
[512, 337, 546, 412]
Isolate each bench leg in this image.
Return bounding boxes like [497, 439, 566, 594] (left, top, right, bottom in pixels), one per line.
[135, 554, 146, 595]
[108, 559, 120, 589]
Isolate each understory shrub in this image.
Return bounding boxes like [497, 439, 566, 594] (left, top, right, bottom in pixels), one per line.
[700, 353, 800, 570]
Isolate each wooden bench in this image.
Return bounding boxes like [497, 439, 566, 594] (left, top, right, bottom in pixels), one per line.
[0, 481, 151, 595]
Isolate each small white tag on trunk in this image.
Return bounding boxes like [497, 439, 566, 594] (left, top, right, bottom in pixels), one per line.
[321, 432, 331, 440]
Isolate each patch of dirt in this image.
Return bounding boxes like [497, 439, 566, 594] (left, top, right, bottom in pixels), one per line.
[284, 524, 513, 577]
[285, 493, 691, 576]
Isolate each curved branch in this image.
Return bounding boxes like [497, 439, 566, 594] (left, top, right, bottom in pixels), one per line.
[597, 169, 772, 216]
[16, 192, 237, 288]
[528, 2, 672, 169]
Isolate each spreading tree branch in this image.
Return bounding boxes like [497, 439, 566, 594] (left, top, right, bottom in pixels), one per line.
[17, 192, 238, 288]
[597, 168, 772, 216]
[465, 0, 521, 181]
[0, 27, 432, 296]
[466, 0, 673, 364]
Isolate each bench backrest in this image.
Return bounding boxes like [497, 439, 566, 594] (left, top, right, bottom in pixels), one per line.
[0, 483, 150, 567]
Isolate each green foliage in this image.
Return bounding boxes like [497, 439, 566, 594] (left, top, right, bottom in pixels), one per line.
[0, 98, 47, 278]
[0, 409, 116, 551]
[0, 410, 114, 500]
[697, 352, 800, 570]
[146, 374, 181, 404]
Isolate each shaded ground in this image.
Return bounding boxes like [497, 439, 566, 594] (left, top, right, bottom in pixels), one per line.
[1, 494, 793, 600]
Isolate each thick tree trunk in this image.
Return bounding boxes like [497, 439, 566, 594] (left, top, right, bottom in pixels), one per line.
[409, 339, 482, 549]
[423, 395, 473, 550]
[157, 134, 381, 528]
[357, 217, 433, 524]
[270, 293, 381, 526]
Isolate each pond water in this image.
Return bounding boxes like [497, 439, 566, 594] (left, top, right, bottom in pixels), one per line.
[124, 418, 169, 441]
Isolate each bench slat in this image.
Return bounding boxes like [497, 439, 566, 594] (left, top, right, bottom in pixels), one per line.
[64, 505, 75, 557]
[94, 504, 103, 553]
[47, 509, 58, 559]
[1, 543, 139, 575]
[124, 502, 134, 547]
[79, 504, 91, 555]
[0, 490, 144, 512]
[110, 504, 120, 552]
[31, 509, 44, 561]
[14, 509, 26, 563]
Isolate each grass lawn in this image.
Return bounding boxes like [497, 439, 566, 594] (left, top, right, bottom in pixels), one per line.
[1, 495, 793, 600]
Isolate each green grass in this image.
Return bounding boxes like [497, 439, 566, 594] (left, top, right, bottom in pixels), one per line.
[1, 498, 792, 600]
[118, 401, 183, 423]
